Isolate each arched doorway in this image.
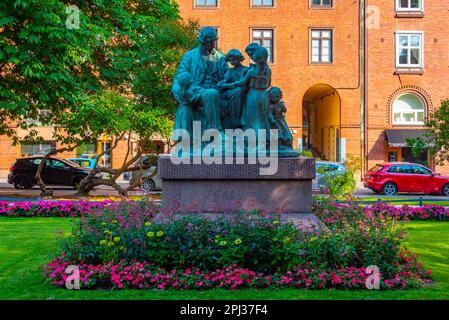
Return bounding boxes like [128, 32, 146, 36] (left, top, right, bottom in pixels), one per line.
[302, 84, 341, 161]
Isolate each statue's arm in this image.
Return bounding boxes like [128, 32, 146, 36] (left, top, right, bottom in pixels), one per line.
[266, 67, 272, 88]
[268, 110, 277, 127]
[234, 67, 253, 87]
[219, 57, 230, 80]
[217, 69, 231, 88]
[280, 102, 287, 114]
[171, 53, 192, 102]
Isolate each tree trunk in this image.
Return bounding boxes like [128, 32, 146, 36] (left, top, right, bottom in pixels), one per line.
[76, 136, 158, 197]
[35, 144, 81, 197]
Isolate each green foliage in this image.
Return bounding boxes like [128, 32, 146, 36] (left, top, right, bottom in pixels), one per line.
[318, 160, 358, 198]
[0, 0, 195, 145]
[62, 207, 303, 274]
[409, 99, 449, 165]
[300, 149, 314, 158]
[60, 201, 416, 276]
[313, 201, 408, 274]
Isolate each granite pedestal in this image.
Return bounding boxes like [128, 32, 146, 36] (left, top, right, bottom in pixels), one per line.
[158, 155, 318, 228]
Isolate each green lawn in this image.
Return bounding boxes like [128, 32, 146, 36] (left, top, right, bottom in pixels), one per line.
[353, 197, 449, 207]
[1, 217, 448, 300]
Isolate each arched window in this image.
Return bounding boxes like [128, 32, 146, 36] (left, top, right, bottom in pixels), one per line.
[392, 93, 425, 125]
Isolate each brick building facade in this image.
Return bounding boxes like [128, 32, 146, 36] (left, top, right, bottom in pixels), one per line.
[178, 0, 449, 174]
[1, 0, 448, 180]
[366, 0, 449, 174]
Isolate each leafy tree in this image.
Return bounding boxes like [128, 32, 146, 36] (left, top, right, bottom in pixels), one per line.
[0, 0, 197, 195]
[319, 156, 359, 199]
[408, 99, 449, 166]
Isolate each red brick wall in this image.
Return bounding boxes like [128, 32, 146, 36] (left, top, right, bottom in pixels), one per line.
[366, 1, 449, 174]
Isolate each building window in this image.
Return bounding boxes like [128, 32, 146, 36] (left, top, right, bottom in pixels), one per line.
[76, 142, 97, 158]
[396, 32, 423, 68]
[252, 29, 274, 63]
[310, 29, 333, 63]
[310, 0, 333, 8]
[396, 0, 423, 11]
[392, 93, 425, 125]
[252, 0, 274, 6]
[20, 141, 56, 157]
[195, 0, 217, 7]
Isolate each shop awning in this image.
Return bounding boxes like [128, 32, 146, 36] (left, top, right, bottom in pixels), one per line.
[385, 129, 433, 147]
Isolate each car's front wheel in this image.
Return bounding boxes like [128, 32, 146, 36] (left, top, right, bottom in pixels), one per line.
[13, 177, 31, 190]
[382, 182, 398, 196]
[141, 179, 155, 192]
[442, 183, 449, 197]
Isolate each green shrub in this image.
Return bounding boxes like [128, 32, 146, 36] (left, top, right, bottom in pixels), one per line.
[300, 149, 314, 158]
[58, 201, 416, 277]
[61, 210, 304, 274]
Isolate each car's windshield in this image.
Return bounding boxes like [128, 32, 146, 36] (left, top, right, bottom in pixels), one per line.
[369, 165, 384, 172]
[63, 159, 83, 168]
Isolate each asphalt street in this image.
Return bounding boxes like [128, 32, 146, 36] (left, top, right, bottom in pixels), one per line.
[0, 182, 447, 201]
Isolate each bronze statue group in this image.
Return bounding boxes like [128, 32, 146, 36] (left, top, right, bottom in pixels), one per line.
[171, 27, 294, 154]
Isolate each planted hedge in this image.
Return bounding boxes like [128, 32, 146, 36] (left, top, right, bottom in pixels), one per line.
[43, 201, 432, 290]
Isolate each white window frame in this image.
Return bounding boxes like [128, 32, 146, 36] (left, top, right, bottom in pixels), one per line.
[251, 28, 275, 63]
[251, 0, 274, 7]
[310, 29, 333, 64]
[395, 0, 424, 12]
[395, 31, 424, 68]
[194, 0, 218, 8]
[392, 93, 426, 126]
[310, 0, 333, 8]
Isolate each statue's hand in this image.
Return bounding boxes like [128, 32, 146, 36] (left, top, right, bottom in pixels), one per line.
[172, 83, 183, 103]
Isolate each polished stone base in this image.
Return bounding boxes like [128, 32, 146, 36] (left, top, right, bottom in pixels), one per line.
[158, 154, 317, 227]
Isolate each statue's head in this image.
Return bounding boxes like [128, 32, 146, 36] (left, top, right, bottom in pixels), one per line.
[268, 87, 283, 103]
[225, 49, 245, 66]
[252, 46, 269, 64]
[245, 43, 261, 60]
[176, 72, 192, 89]
[198, 27, 218, 54]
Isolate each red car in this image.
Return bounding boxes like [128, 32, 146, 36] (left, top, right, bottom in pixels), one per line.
[364, 162, 449, 196]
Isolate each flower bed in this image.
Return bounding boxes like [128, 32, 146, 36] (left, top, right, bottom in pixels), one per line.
[0, 200, 109, 217]
[0, 200, 158, 218]
[314, 201, 449, 222]
[2, 199, 448, 221]
[44, 257, 430, 290]
[368, 202, 449, 221]
[43, 203, 432, 290]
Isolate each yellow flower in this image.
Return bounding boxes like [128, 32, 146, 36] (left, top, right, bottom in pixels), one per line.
[273, 220, 279, 225]
[145, 222, 152, 227]
[100, 240, 107, 246]
[234, 239, 242, 245]
[220, 240, 227, 246]
[108, 242, 115, 247]
[147, 231, 155, 238]
[283, 237, 291, 244]
[103, 230, 111, 235]
[101, 222, 106, 227]
[120, 246, 125, 251]
[112, 219, 118, 224]
[310, 237, 318, 242]
[113, 237, 121, 243]
[156, 230, 164, 237]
